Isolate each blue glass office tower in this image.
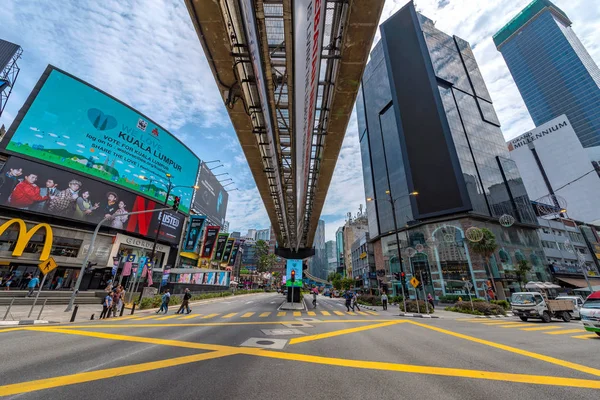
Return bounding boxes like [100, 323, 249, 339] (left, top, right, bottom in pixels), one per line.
[494, 0, 600, 148]
[357, 2, 547, 300]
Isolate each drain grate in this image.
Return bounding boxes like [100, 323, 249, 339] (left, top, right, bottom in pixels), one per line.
[240, 337, 288, 350]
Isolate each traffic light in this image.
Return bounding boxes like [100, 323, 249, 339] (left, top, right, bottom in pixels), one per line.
[291, 269, 296, 283]
[172, 196, 180, 211]
[400, 271, 406, 283]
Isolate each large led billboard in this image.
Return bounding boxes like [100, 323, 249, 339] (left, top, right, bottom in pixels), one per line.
[285, 259, 303, 287]
[2, 66, 200, 213]
[0, 156, 184, 244]
[193, 162, 228, 226]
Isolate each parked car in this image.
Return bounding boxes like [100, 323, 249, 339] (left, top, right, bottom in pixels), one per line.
[580, 291, 600, 337]
[555, 295, 585, 319]
[511, 292, 574, 322]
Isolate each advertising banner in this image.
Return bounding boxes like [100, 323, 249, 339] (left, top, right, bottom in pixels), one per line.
[183, 215, 206, 252]
[199, 225, 221, 260]
[286, 259, 303, 287]
[0, 156, 184, 244]
[213, 233, 229, 261]
[193, 163, 229, 226]
[293, 0, 327, 229]
[228, 240, 242, 267]
[221, 237, 235, 264]
[2, 66, 200, 213]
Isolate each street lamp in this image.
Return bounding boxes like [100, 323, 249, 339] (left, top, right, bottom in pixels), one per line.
[366, 190, 418, 295]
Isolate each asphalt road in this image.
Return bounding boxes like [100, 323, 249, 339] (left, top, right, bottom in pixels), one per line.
[1, 292, 599, 399]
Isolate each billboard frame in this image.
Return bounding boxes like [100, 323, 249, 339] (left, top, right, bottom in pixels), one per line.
[2, 65, 201, 214]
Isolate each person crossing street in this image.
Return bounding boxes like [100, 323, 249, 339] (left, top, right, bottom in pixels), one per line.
[156, 289, 171, 314]
[176, 288, 192, 314]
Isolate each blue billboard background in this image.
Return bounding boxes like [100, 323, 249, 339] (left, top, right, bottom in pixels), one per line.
[285, 259, 303, 287]
[3, 67, 200, 213]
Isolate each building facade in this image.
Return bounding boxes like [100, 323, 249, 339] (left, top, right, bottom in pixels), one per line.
[335, 227, 345, 275]
[350, 232, 376, 292]
[256, 228, 270, 242]
[308, 219, 327, 280]
[357, 3, 546, 300]
[494, 0, 600, 149]
[343, 215, 368, 279]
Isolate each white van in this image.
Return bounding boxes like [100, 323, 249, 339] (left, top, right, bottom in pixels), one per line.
[555, 295, 585, 319]
[580, 291, 600, 337]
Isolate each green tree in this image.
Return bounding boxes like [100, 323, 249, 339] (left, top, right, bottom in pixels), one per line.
[515, 259, 532, 291]
[469, 228, 499, 293]
[327, 272, 342, 282]
[341, 277, 354, 291]
[255, 239, 276, 273]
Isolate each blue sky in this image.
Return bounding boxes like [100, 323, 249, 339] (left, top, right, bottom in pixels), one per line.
[1, 0, 598, 241]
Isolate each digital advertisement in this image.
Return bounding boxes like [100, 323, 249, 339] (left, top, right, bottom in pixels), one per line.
[213, 233, 229, 261]
[221, 237, 235, 265]
[228, 240, 242, 267]
[2, 66, 200, 213]
[199, 225, 221, 260]
[183, 215, 206, 252]
[286, 259, 303, 287]
[193, 162, 229, 226]
[0, 156, 184, 244]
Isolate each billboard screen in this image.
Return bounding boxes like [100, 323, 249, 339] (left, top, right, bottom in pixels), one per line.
[0, 39, 20, 72]
[285, 259, 303, 287]
[193, 162, 229, 226]
[228, 240, 242, 267]
[2, 66, 200, 213]
[199, 225, 221, 260]
[213, 233, 229, 261]
[221, 237, 235, 264]
[183, 215, 206, 252]
[0, 156, 184, 244]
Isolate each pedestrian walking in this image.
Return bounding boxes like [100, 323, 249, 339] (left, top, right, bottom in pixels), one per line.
[111, 289, 120, 317]
[427, 293, 435, 310]
[352, 292, 361, 312]
[176, 288, 192, 314]
[26, 275, 40, 297]
[156, 289, 171, 314]
[4, 274, 14, 290]
[100, 292, 112, 319]
[344, 291, 352, 312]
[19, 272, 31, 290]
[381, 292, 388, 310]
[117, 285, 125, 314]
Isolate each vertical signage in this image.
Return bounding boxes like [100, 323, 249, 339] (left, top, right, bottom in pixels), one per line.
[199, 225, 221, 260]
[294, 0, 327, 231]
[228, 240, 242, 267]
[286, 259, 303, 287]
[184, 215, 206, 252]
[221, 237, 236, 264]
[213, 233, 229, 261]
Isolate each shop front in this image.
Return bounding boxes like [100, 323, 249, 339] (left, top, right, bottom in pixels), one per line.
[0, 217, 113, 290]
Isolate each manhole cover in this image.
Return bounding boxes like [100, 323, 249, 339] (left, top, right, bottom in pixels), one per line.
[282, 322, 313, 328]
[240, 337, 288, 350]
[298, 318, 320, 323]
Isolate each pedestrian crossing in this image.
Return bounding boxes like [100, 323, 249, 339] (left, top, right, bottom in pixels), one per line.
[458, 318, 598, 340]
[102, 309, 380, 323]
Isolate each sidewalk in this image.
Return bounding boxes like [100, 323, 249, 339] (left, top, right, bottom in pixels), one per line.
[0, 292, 266, 325]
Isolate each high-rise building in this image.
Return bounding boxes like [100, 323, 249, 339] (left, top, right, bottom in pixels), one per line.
[494, 0, 600, 149]
[357, 2, 547, 300]
[309, 220, 327, 280]
[245, 229, 257, 240]
[256, 228, 271, 241]
[335, 227, 345, 275]
[325, 240, 336, 260]
[343, 215, 368, 279]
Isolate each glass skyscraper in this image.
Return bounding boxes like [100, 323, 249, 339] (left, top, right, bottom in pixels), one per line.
[494, 0, 600, 148]
[357, 2, 547, 300]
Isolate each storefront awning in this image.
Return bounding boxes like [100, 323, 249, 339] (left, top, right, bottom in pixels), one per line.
[556, 277, 600, 288]
[179, 252, 199, 260]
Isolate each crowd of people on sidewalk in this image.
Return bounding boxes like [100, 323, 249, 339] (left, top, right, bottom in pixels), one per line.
[99, 284, 126, 319]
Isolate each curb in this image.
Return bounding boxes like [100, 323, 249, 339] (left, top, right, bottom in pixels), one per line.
[398, 312, 439, 319]
[474, 314, 513, 318]
[127, 292, 265, 315]
[0, 320, 52, 326]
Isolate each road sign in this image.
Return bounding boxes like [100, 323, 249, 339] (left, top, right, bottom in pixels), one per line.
[464, 281, 473, 290]
[410, 276, 420, 288]
[38, 257, 58, 275]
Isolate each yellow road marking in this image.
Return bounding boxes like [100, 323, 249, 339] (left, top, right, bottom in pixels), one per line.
[572, 334, 599, 340]
[333, 311, 344, 316]
[201, 313, 219, 319]
[365, 311, 378, 316]
[356, 311, 368, 316]
[544, 329, 586, 335]
[133, 315, 159, 321]
[260, 312, 271, 318]
[251, 350, 600, 390]
[482, 321, 519, 325]
[293, 311, 301, 317]
[408, 320, 600, 377]
[346, 312, 357, 316]
[290, 321, 405, 345]
[222, 313, 238, 319]
[277, 312, 286, 317]
[520, 326, 563, 331]
[155, 315, 182, 321]
[111, 315, 137, 321]
[241, 312, 255, 318]
[320, 311, 331, 316]
[0, 350, 237, 397]
[498, 324, 531, 328]
[307, 311, 316, 316]
[179, 314, 203, 320]
[21, 327, 600, 392]
[0, 327, 23, 333]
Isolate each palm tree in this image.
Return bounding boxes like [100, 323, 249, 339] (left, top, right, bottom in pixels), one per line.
[469, 228, 498, 296]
